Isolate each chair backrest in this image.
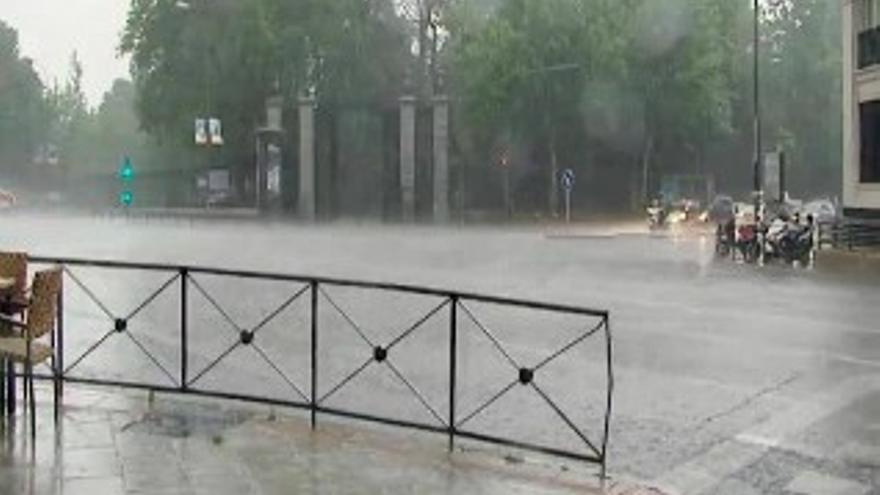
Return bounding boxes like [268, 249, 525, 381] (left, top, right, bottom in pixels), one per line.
[27, 268, 62, 340]
[0, 251, 28, 298]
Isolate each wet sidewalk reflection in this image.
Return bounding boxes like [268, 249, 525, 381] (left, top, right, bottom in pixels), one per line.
[0, 384, 657, 495]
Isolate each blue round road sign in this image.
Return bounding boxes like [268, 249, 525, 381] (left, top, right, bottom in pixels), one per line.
[561, 169, 575, 190]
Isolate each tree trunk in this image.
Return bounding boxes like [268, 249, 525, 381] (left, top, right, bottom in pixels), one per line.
[549, 131, 559, 217]
[641, 133, 654, 205]
[417, 0, 430, 99]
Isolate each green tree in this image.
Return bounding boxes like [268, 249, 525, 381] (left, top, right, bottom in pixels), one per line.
[46, 52, 93, 175]
[627, 0, 745, 204]
[113, 0, 843, 212]
[761, 0, 841, 197]
[120, 0, 411, 181]
[64, 78, 152, 177]
[0, 20, 50, 176]
[449, 0, 635, 214]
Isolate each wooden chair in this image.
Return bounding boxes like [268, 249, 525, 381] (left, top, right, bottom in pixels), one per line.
[0, 251, 28, 311]
[0, 268, 63, 438]
[0, 251, 29, 414]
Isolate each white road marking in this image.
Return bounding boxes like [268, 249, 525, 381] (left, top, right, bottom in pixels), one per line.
[785, 471, 869, 495]
[733, 434, 779, 449]
[652, 374, 880, 495]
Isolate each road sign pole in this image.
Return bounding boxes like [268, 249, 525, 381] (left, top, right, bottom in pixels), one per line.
[560, 168, 575, 225]
[565, 188, 571, 224]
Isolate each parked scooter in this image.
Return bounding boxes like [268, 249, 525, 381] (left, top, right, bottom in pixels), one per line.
[715, 219, 735, 257]
[647, 200, 668, 231]
[736, 222, 761, 263]
[725, 203, 760, 263]
[764, 214, 814, 266]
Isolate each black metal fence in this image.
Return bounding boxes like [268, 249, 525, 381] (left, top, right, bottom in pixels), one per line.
[818, 221, 880, 250]
[29, 256, 613, 475]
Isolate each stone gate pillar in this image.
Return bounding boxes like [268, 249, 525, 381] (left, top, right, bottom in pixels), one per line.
[399, 96, 417, 222]
[298, 95, 316, 220]
[433, 95, 450, 222]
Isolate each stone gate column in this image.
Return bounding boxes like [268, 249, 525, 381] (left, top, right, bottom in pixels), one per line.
[298, 95, 316, 220]
[399, 96, 417, 222]
[433, 95, 450, 223]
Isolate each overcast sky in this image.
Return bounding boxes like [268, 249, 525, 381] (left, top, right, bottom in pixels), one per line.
[1, 0, 130, 107]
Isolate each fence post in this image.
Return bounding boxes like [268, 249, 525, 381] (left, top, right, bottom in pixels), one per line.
[180, 268, 188, 390]
[311, 280, 318, 429]
[600, 315, 613, 481]
[56, 275, 64, 399]
[448, 295, 458, 452]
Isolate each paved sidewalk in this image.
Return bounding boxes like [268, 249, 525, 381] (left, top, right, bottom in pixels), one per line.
[650, 375, 880, 495]
[544, 220, 713, 240]
[815, 248, 880, 277]
[0, 384, 663, 495]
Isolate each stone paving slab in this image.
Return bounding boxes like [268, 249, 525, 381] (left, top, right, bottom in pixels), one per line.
[835, 442, 880, 468]
[785, 471, 870, 495]
[0, 384, 664, 495]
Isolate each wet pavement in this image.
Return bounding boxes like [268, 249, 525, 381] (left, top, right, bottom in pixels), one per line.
[0, 383, 655, 494]
[0, 213, 879, 494]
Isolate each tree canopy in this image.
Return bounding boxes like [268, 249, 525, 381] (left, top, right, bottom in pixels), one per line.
[446, 0, 748, 211]
[0, 20, 50, 175]
[119, 0, 411, 174]
[0, 0, 845, 210]
[446, 0, 841, 212]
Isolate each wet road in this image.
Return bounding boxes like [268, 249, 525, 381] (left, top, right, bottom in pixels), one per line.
[1, 213, 879, 494]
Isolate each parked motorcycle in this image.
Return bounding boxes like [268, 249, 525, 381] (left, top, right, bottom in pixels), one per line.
[764, 217, 814, 265]
[647, 202, 668, 230]
[715, 219, 735, 257]
[736, 223, 760, 263]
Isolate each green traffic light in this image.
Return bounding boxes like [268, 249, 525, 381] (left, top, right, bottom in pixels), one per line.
[120, 190, 133, 207]
[120, 157, 134, 182]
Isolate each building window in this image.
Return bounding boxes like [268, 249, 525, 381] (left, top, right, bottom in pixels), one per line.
[861, 0, 880, 68]
[860, 101, 880, 183]
[865, 0, 880, 31]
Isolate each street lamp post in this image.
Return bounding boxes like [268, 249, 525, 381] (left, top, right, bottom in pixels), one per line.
[753, 0, 763, 214]
[500, 154, 512, 219]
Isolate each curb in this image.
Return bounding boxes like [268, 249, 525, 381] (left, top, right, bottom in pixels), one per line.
[815, 248, 880, 275]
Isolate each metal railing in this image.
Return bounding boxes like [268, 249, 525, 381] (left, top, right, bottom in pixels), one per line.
[29, 256, 613, 476]
[818, 221, 880, 250]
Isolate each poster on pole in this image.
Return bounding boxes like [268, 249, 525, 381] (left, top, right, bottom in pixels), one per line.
[266, 144, 282, 197]
[764, 152, 782, 202]
[195, 118, 208, 146]
[209, 118, 224, 146]
[208, 169, 230, 193]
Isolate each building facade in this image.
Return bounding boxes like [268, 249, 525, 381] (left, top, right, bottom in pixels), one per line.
[843, 0, 880, 218]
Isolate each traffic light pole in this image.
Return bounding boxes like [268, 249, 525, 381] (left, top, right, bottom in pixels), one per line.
[753, 0, 763, 215]
[119, 156, 135, 208]
[565, 188, 571, 224]
[753, 0, 767, 264]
